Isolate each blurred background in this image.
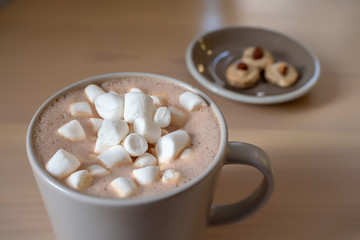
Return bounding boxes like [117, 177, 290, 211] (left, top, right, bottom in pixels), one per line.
[1, 0, 358, 127]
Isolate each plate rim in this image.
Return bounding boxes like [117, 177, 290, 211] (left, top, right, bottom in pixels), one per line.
[185, 25, 321, 104]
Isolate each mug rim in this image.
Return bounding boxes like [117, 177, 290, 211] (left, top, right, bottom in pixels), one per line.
[26, 72, 228, 206]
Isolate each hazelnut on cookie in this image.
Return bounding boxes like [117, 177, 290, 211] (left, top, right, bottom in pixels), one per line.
[225, 60, 261, 88]
[264, 61, 299, 87]
[242, 46, 274, 69]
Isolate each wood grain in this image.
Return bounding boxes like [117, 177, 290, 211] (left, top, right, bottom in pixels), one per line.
[1, 0, 359, 239]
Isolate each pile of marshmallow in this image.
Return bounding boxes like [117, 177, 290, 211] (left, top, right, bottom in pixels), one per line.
[45, 82, 207, 198]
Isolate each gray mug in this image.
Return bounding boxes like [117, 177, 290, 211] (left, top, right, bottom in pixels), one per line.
[26, 72, 274, 240]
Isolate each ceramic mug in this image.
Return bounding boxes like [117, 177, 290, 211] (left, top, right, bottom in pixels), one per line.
[26, 72, 274, 240]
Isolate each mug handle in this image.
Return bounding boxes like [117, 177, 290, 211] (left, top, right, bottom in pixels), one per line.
[209, 142, 274, 226]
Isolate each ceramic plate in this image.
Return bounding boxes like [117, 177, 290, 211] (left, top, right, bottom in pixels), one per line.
[186, 26, 320, 104]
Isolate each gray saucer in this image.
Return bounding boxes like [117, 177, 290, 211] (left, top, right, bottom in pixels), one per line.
[185, 26, 320, 104]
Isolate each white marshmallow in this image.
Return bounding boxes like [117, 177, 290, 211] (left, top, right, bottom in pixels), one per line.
[123, 133, 148, 157]
[94, 138, 112, 154]
[45, 149, 80, 178]
[111, 177, 137, 198]
[179, 148, 193, 160]
[86, 164, 110, 177]
[129, 87, 144, 93]
[89, 118, 103, 132]
[95, 93, 124, 119]
[124, 92, 154, 123]
[168, 107, 187, 127]
[66, 170, 92, 190]
[70, 102, 92, 117]
[57, 120, 86, 141]
[179, 92, 207, 111]
[153, 107, 171, 128]
[150, 95, 167, 106]
[155, 130, 190, 164]
[97, 119, 129, 146]
[132, 166, 160, 185]
[84, 84, 105, 103]
[162, 169, 181, 184]
[134, 153, 157, 168]
[133, 118, 161, 144]
[97, 145, 132, 169]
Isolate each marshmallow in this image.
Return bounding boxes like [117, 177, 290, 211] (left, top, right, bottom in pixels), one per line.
[111, 177, 137, 198]
[179, 92, 207, 111]
[155, 130, 190, 164]
[162, 169, 181, 184]
[45, 149, 80, 178]
[70, 102, 92, 117]
[179, 148, 193, 160]
[87, 164, 110, 177]
[124, 92, 155, 123]
[57, 120, 86, 141]
[94, 138, 112, 154]
[150, 95, 167, 106]
[132, 166, 160, 185]
[168, 107, 187, 127]
[129, 87, 144, 93]
[123, 133, 148, 157]
[134, 153, 157, 168]
[89, 118, 103, 132]
[133, 118, 161, 144]
[95, 93, 124, 119]
[97, 145, 132, 169]
[97, 119, 129, 146]
[153, 107, 171, 128]
[84, 84, 105, 103]
[66, 170, 92, 190]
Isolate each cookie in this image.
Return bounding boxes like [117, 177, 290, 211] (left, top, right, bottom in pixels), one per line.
[264, 61, 299, 87]
[225, 60, 261, 88]
[242, 46, 274, 69]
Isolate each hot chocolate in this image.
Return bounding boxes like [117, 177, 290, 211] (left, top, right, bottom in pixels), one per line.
[32, 76, 221, 199]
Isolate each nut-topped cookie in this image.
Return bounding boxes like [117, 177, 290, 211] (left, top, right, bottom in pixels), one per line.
[242, 46, 274, 69]
[264, 61, 299, 87]
[225, 60, 261, 88]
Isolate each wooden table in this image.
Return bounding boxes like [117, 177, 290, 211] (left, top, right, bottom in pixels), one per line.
[1, 1, 359, 239]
